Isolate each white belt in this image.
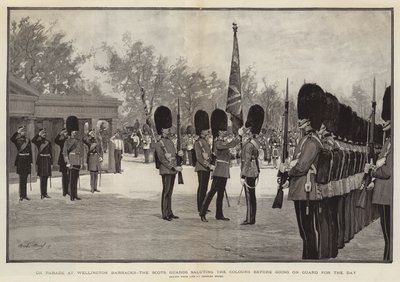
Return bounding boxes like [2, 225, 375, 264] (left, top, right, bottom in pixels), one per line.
[70, 152, 80, 155]
[40, 154, 51, 157]
[216, 160, 229, 164]
[18, 153, 30, 156]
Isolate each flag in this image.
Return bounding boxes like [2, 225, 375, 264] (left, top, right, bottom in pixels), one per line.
[226, 23, 243, 134]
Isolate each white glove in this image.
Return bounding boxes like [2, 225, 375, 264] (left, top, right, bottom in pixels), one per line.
[238, 127, 244, 137]
[364, 163, 372, 174]
[66, 163, 71, 168]
[175, 166, 183, 172]
[240, 178, 245, 185]
[177, 150, 184, 157]
[279, 163, 287, 173]
[209, 165, 215, 171]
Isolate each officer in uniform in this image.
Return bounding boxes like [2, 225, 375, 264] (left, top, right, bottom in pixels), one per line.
[63, 116, 82, 201]
[240, 104, 264, 225]
[83, 130, 103, 193]
[366, 86, 392, 261]
[186, 125, 195, 166]
[154, 106, 183, 221]
[199, 109, 241, 222]
[55, 128, 69, 196]
[280, 83, 324, 259]
[194, 110, 214, 212]
[10, 126, 33, 201]
[32, 128, 52, 199]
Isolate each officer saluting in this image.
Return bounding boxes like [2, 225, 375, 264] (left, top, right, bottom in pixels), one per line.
[55, 128, 69, 196]
[10, 126, 33, 201]
[154, 106, 183, 221]
[32, 128, 52, 199]
[280, 83, 324, 259]
[193, 110, 214, 212]
[240, 104, 265, 225]
[199, 109, 241, 222]
[63, 116, 82, 201]
[83, 129, 103, 193]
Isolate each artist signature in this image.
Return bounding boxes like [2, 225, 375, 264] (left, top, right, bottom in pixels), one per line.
[18, 240, 48, 249]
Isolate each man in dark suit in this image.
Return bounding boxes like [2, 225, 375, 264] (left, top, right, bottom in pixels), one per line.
[55, 128, 69, 196]
[199, 109, 240, 222]
[154, 106, 183, 221]
[63, 116, 82, 201]
[32, 128, 52, 199]
[10, 126, 32, 201]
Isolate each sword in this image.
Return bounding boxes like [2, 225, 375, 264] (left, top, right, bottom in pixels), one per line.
[29, 173, 32, 191]
[50, 176, 52, 189]
[237, 184, 244, 205]
[225, 189, 230, 207]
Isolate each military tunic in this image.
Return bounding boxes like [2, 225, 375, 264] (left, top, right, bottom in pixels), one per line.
[63, 137, 82, 200]
[194, 137, 212, 211]
[10, 132, 32, 199]
[55, 133, 69, 196]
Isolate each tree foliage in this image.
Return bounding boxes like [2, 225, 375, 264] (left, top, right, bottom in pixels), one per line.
[9, 17, 91, 95]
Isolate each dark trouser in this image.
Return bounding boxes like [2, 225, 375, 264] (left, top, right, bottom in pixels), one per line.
[337, 195, 345, 248]
[294, 200, 319, 260]
[40, 176, 49, 196]
[199, 176, 227, 219]
[19, 174, 28, 199]
[378, 204, 391, 261]
[328, 197, 339, 258]
[187, 149, 193, 166]
[182, 149, 187, 165]
[316, 199, 330, 259]
[161, 174, 176, 218]
[244, 177, 257, 224]
[344, 193, 351, 243]
[114, 149, 122, 172]
[133, 145, 138, 157]
[69, 166, 80, 200]
[197, 171, 210, 212]
[90, 171, 98, 192]
[62, 172, 69, 196]
[144, 149, 150, 163]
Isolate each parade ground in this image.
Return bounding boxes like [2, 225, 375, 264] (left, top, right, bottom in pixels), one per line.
[8, 154, 384, 262]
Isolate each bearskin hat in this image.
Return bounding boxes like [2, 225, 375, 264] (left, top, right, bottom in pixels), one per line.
[194, 110, 210, 136]
[382, 86, 391, 122]
[66, 116, 79, 134]
[297, 83, 325, 130]
[322, 92, 339, 133]
[245, 104, 265, 135]
[211, 109, 228, 138]
[186, 125, 195, 135]
[154, 106, 172, 135]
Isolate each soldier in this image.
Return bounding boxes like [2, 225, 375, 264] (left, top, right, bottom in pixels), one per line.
[83, 130, 103, 193]
[280, 83, 324, 259]
[186, 125, 195, 166]
[316, 92, 340, 258]
[131, 130, 140, 158]
[194, 110, 214, 212]
[55, 128, 69, 196]
[32, 128, 52, 199]
[180, 125, 188, 165]
[63, 116, 82, 201]
[240, 105, 264, 225]
[154, 106, 183, 221]
[10, 126, 33, 201]
[110, 130, 124, 174]
[199, 109, 241, 222]
[142, 124, 152, 164]
[366, 86, 392, 261]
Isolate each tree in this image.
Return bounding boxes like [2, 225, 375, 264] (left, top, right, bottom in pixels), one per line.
[9, 17, 90, 95]
[96, 33, 170, 126]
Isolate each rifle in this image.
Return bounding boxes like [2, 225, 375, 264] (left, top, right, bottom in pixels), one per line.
[176, 98, 184, 184]
[272, 78, 290, 209]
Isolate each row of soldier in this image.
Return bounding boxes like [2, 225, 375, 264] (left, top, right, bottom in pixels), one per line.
[10, 83, 391, 261]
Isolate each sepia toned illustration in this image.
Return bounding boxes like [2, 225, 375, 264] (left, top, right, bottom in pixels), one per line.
[6, 8, 392, 262]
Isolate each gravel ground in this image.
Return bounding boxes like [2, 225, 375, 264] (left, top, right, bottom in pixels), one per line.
[7, 155, 385, 262]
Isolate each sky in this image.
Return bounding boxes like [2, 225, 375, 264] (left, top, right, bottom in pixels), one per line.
[10, 9, 392, 102]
